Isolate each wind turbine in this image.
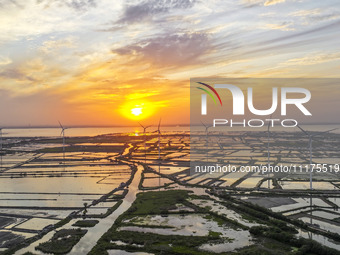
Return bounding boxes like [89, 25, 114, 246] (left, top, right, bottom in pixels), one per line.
[58, 121, 68, 164]
[295, 124, 338, 190]
[138, 122, 151, 163]
[295, 124, 338, 225]
[201, 121, 212, 163]
[153, 119, 162, 187]
[217, 137, 223, 150]
[266, 115, 274, 189]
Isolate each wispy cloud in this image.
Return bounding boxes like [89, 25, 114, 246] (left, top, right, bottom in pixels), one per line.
[0, 68, 36, 82]
[282, 52, 340, 66]
[264, 0, 285, 6]
[0, 56, 12, 66]
[113, 32, 211, 67]
[290, 8, 340, 25]
[117, 0, 197, 24]
[241, 0, 286, 7]
[36, 0, 97, 11]
[0, 0, 24, 9]
[39, 37, 76, 54]
[264, 22, 294, 31]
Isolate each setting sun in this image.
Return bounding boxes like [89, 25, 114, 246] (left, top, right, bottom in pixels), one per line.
[119, 99, 156, 121]
[131, 107, 142, 116]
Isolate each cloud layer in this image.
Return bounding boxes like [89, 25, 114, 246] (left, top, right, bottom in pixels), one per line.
[0, 0, 340, 126]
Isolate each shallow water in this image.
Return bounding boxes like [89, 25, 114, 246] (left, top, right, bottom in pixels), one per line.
[270, 198, 330, 212]
[68, 165, 143, 255]
[199, 230, 252, 253]
[299, 217, 340, 234]
[190, 199, 261, 228]
[2, 127, 190, 138]
[0, 208, 74, 219]
[15, 218, 59, 231]
[120, 213, 250, 240]
[307, 210, 340, 220]
[142, 178, 172, 187]
[280, 181, 336, 190]
[236, 177, 262, 188]
[0, 176, 114, 194]
[297, 229, 340, 251]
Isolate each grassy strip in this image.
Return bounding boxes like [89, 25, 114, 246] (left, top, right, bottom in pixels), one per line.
[54, 216, 72, 229]
[108, 189, 128, 200]
[35, 228, 87, 254]
[72, 220, 99, 228]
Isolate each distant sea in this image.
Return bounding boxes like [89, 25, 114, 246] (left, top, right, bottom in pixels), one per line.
[2, 124, 340, 137]
[1, 126, 190, 137]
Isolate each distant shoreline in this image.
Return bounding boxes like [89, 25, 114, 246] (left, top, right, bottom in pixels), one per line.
[1, 123, 340, 129]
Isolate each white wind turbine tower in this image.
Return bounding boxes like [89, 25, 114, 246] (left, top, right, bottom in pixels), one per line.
[266, 115, 273, 189]
[153, 119, 162, 187]
[201, 121, 212, 163]
[138, 122, 151, 164]
[58, 121, 68, 164]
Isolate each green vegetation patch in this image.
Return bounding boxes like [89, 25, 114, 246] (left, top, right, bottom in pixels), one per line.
[36, 228, 87, 254]
[90, 189, 340, 255]
[204, 214, 225, 227]
[208, 231, 222, 238]
[89, 230, 220, 255]
[127, 190, 191, 215]
[72, 220, 99, 228]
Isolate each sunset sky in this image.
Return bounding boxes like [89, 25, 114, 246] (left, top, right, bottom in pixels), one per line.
[0, 0, 340, 126]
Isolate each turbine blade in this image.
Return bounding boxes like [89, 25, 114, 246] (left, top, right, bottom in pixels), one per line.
[200, 121, 207, 128]
[158, 118, 161, 130]
[267, 114, 272, 131]
[295, 123, 309, 136]
[311, 128, 338, 137]
[58, 121, 63, 129]
[138, 122, 144, 129]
